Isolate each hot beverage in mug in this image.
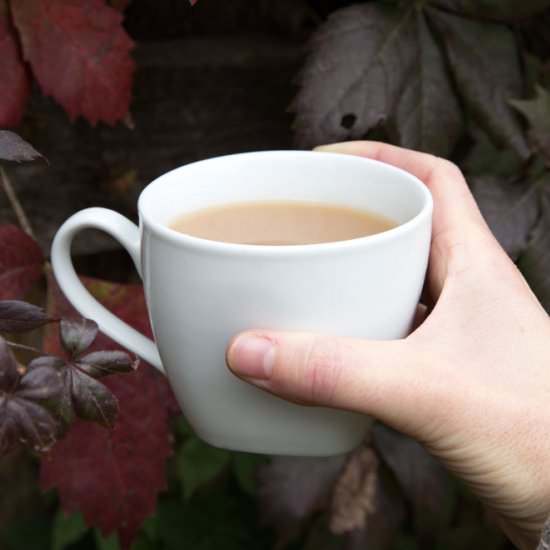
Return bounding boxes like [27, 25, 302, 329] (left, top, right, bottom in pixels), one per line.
[51, 151, 432, 456]
[169, 200, 397, 245]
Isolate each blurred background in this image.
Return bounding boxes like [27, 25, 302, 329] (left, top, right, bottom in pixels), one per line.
[1, 0, 549, 549]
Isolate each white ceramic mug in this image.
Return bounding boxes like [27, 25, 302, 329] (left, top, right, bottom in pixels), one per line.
[51, 151, 432, 456]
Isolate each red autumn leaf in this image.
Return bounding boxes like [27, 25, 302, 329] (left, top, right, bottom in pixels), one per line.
[11, 0, 135, 125]
[0, 224, 44, 300]
[41, 276, 180, 549]
[0, 0, 31, 127]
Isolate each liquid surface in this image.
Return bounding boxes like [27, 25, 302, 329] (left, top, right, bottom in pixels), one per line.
[169, 200, 398, 245]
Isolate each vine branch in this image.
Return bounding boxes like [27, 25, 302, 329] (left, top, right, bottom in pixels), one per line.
[5, 340, 43, 355]
[0, 166, 35, 239]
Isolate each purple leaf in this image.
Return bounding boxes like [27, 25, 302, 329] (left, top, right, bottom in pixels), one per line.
[258, 455, 346, 544]
[292, 3, 417, 148]
[28, 355, 65, 370]
[372, 424, 449, 537]
[0, 300, 53, 333]
[0, 336, 18, 392]
[70, 369, 118, 428]
[56, 368, 75, 426]
[510, 85, 550, 166]
[0, 357, 63, 455]
[53, 364, 119, 429]
[346, 464, 407, 550]
[470, 175, 540, 260]
[60, 318, 98, 357]
[0, 397, 60, 453]
[393, 13, 464, 157]
[433, 0, 550, 21]
[41, 350, 121, 428]
[427, 8, 530, 160]
[0, 131, 43, 162]
[17, 365, 63, 401]
[76, 350, 138, 379]
[518, 189, 550, 314]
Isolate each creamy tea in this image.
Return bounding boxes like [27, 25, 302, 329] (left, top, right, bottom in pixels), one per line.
[169, 200, 398, 245]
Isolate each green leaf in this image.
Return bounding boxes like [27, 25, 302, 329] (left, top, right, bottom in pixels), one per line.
[0, 515, 53, 550]
[518, 184, 550, 313]
[470, 175, 540, 259]
[390, 533, 421, 550]
[428, 8, 530, 160]
[433, 0, 550, 20]
[130, 535, 155, 550]
[52, 511, 88, 550]
[156, 494, 269, 550]
[231, 452, 266, 496]
[292, 3, 417, 147]
[94, 529, 119, 550]
[510, 86, 550, 166]
[394, 12, 463, 157]
[140, 515, 157, 543]
[175, 415, 193, 438]
[176, 437, 230, 498]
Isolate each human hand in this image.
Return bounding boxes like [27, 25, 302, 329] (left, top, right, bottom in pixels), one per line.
[225, 141, 550, 549]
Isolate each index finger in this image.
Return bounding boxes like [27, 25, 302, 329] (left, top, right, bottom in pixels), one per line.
[315, 141, 496, 295]
[316, 141, 485, 228]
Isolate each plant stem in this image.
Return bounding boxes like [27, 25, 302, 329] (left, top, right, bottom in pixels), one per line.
[0, 166, 35, 239]
[5, 341, 42, 355]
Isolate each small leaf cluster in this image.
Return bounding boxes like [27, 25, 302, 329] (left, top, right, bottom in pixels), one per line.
[0, 300, 137, 456]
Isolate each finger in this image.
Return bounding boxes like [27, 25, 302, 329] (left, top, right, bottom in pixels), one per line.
[420, 279, 435, 311]
[315, 141, 501, 296]
[411, 303, 428, 332]
[315, 141, 483, 226]
[226, 329, 449, 438]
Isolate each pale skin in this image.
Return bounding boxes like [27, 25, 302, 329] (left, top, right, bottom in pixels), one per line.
[225, 141, 550, 549]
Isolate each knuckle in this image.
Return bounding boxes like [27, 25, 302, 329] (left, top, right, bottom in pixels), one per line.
[302, 336, 344, 404]
[437, 157, 463, 179]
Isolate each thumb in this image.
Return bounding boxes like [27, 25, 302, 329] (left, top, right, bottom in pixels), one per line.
[226, 330, 446, 438]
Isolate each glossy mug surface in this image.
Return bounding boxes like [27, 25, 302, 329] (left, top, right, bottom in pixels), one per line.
[51, 151, 432, 456]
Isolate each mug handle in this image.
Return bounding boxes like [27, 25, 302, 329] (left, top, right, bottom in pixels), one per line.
[51, 207, 164, 373]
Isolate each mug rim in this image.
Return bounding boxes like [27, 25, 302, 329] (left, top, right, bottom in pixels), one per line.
[138, 150, 433, 256]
